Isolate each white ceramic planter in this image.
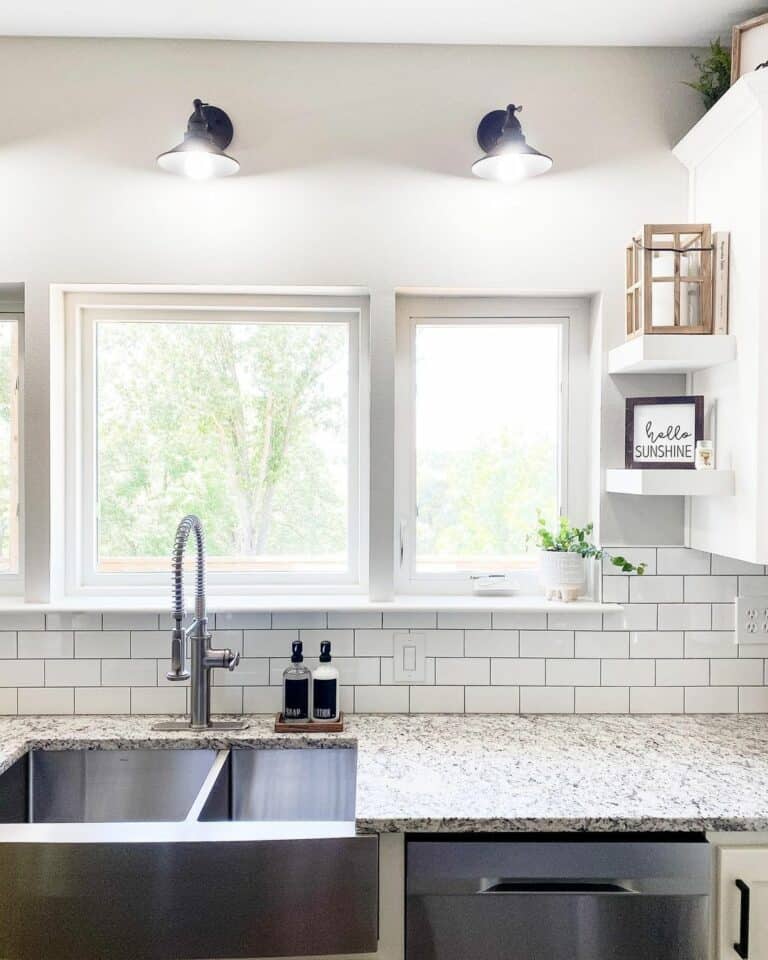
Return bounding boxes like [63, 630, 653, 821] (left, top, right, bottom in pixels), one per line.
[538, 550, 586, 602]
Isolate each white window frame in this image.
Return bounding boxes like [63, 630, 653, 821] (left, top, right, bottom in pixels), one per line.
[394, 295, 591, 596]
[0, 311, 23, 595]
[58, 289, 370, 598]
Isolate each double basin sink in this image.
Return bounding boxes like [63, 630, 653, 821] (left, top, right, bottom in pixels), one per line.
[0, 745, 378, 960]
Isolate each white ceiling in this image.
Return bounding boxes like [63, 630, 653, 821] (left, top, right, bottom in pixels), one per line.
[0, 0, 759, 46]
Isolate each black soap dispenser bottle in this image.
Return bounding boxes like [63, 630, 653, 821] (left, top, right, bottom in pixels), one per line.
[312, 640, 340, 722]
[282, 640, 311, 723]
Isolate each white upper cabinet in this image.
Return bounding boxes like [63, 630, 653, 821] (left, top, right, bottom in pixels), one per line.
[674, 72, 768, 564]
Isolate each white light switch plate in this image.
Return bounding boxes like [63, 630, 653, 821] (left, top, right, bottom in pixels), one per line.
[393, 631, 425, 683]
[736, 595, 768, 644]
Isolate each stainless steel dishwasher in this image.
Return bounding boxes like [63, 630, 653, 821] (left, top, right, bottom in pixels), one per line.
[406, 834, 712, 960]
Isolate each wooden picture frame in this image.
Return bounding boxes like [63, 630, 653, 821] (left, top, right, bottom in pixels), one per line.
[625, 396, 704, 470]
[732, 13, 768, 83]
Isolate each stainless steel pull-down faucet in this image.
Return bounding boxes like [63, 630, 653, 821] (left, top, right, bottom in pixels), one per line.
[154, 514, 247, 731]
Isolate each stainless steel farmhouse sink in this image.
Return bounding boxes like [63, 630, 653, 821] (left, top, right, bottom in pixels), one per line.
[0, 744, 378, 960]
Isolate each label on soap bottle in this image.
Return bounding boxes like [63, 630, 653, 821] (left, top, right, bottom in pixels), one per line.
[313, 679, 337, 720]
[284, 678, 309, 719]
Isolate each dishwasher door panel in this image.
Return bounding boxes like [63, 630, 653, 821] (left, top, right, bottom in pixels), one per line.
[407, 891, 709, 960]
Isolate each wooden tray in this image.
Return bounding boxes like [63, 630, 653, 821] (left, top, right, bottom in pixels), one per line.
[274, 712, 344, 733]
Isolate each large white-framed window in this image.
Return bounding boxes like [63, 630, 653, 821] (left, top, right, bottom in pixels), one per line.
[0, 311, 21, 594]
[59, 290, 369, 597]
[395, 296, 591, 595]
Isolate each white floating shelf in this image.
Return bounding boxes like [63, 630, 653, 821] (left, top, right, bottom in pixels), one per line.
[608, 335, 736, 374]
[606, 468, 734, 497]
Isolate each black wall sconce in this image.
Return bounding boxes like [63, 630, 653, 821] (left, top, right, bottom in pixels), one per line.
[471, 104, 552, 182]
[157, 99, 239, 179]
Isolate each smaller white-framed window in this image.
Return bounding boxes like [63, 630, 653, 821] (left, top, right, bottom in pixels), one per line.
[395, 296, 591, 595]
[60, 290, 369, 598]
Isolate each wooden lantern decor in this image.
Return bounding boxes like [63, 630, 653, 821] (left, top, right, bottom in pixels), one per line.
[625, 224, 713, 338]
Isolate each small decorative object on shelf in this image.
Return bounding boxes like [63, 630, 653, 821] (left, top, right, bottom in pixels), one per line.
[625, 396, 704, 470]
[625, 224, 713, 338]
[529, 512, 645, 602]
[695, 440, 715, 470]
[732, 13, 768, 83]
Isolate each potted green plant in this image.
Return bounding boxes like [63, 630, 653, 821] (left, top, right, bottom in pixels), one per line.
[684, 39, 731, 111]
[529, 513, 646, 602]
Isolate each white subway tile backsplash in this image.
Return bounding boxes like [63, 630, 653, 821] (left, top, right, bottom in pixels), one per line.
[18, 688, 74, 715]
[712, 604, 736, 631]
[601, 659, 654, 687]
[465, 686, 520, 714]
[519, 687, 574, 714]
[409, 686, 464, 713]
[575, 687, 628, 714]
[19, 631, 73, 659]
[103, 613, 160, 631]
[492, 611, 547, 630]
[0, 633, 16, 658]
[602, 548, 657, 575]
[575, 631, 629, 659]
[546, 659, 600, 686]
[629, 577, 683, 603]
[492, 658, 545, 686]
[712, 555, 764, 575]
[102, 659, 157, 687]
[655, 659, 708, 687]
[603, 604, 658, 631]
[327, 611, 382, 629]
[244, 629, 298, 658]
[45, 659, 101, 687]
[382, 612, 436, 629]
[657, 548, 710, 575]
[436, 658, 489, 685]
[465, 630, 519, 658]
[601, 578, 629, 603]
[437, 612, 491, 629]
[630, 632, 683, 659]
[76, 631, 130, 659]
[46, 612, 102, 631]
[76, 687, 130, 714]
[0, 546, 763, 717]
[710, 659, 764, 686]
[298, 629, 354, 657]
[243, 686, 282, 714]
[354, 686, 409, 713]
[684, 576, 737, 603]
[131, 687, 186, 715]
[0, 660, 44, 687]
[684, 631, 737, 659]
[686, 687, 738, 713]
[630, 687, 683, 714]
[0, 690, 16, 714]
[214, 612, 271, 630]
[519, 631, 574, 658]
[272, 612, 326, 629]
[657, 604, 711, 631]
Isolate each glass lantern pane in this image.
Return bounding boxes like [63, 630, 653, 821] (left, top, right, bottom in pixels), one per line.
[680, 234, 703, 278]
[680, 282, 702, 327]
[651, 280, 675, 328]
[650, 234, 675, 277]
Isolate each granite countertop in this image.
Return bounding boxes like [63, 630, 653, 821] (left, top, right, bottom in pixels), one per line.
[2, 713, 768, 833]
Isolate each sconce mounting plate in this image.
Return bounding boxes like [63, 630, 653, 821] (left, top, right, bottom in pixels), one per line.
[194, 104, 234, 151]
[476, 109, 509, 153]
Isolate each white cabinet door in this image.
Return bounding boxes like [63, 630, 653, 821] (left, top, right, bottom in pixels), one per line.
[718, 846, 768, 959]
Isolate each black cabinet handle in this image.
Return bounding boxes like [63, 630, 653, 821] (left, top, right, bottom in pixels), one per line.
[734, 878, 750, 959]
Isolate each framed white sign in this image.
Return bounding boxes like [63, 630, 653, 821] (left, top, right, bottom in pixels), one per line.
[625, 396, 703, 469]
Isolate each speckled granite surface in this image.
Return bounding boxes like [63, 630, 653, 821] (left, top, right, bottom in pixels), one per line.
[2, 714, 768, 832]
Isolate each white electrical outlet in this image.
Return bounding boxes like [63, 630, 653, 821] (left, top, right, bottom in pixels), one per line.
[736, 595, 768, 644]
[393, 632, 426, 683]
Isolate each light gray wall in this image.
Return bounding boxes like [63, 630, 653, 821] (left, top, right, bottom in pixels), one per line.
[0, 39, 704, 596]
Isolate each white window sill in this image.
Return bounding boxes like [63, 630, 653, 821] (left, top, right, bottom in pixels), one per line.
[0, 595, 621, 615]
